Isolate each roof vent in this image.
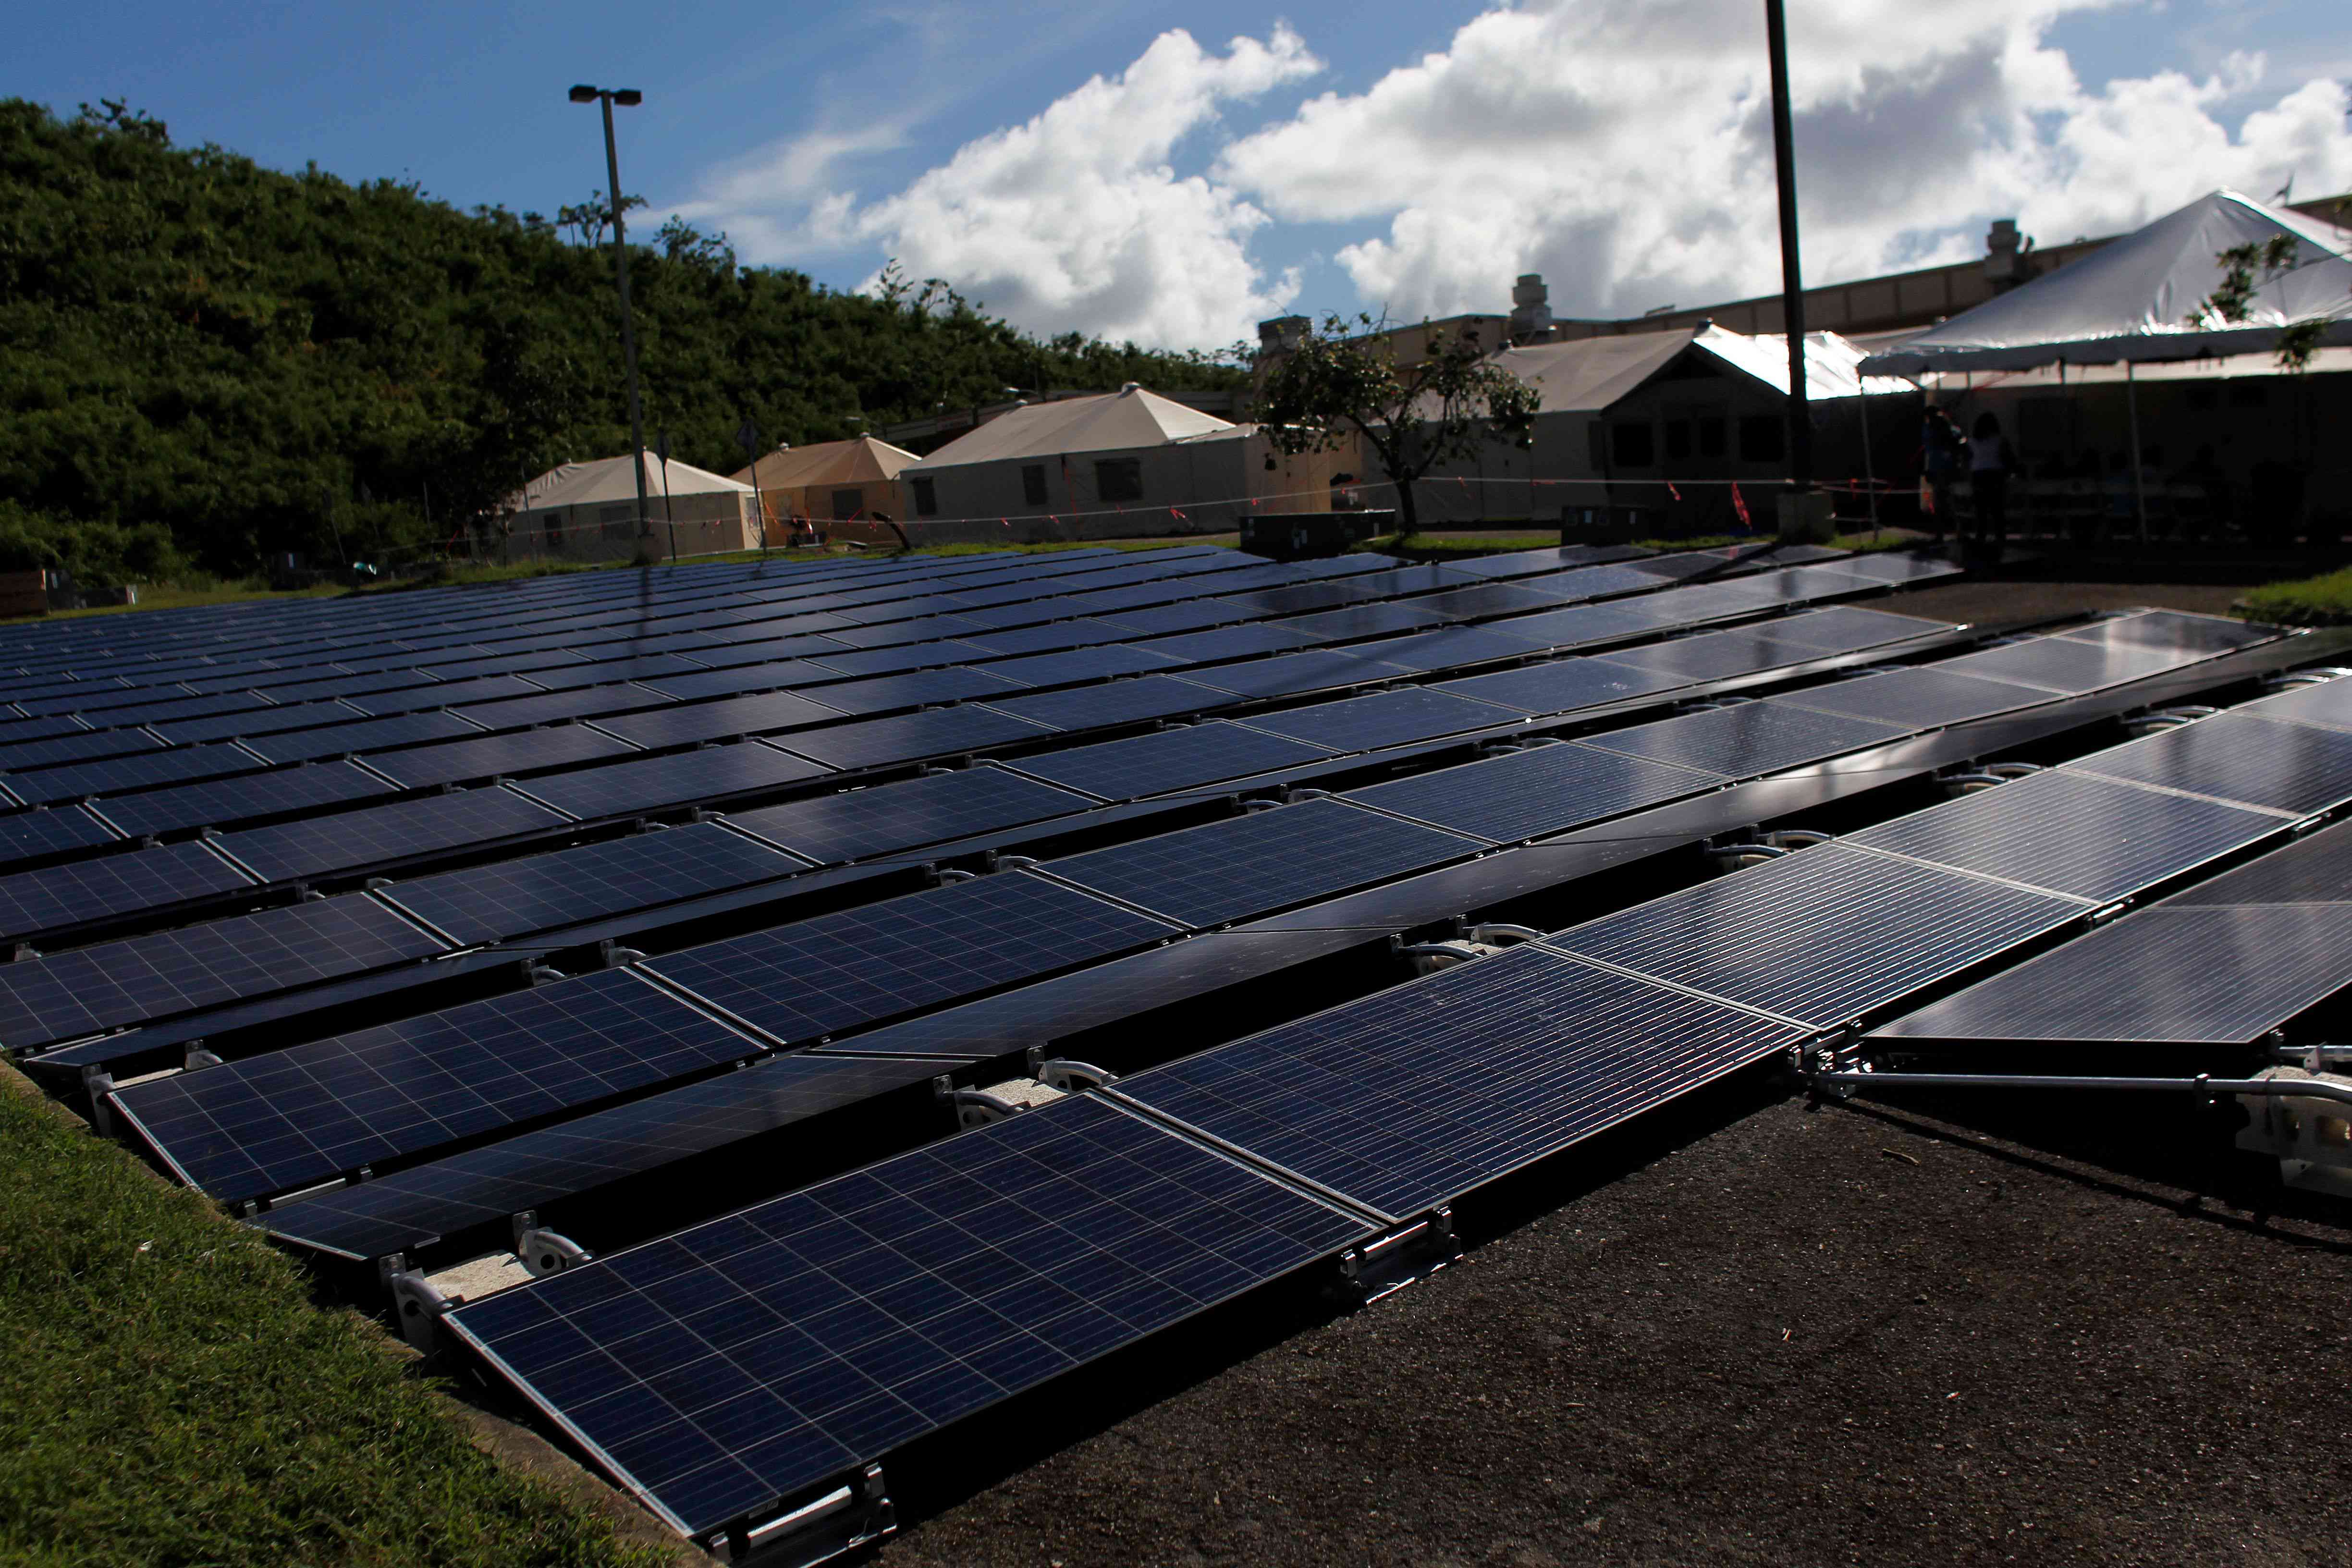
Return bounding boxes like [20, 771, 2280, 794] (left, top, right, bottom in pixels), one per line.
[1509, 274, 1554, 341]
[1119, 381, 1141, 395]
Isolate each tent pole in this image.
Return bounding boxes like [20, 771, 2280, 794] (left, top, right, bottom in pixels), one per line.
[1856, 392, 1878, 539]
[2126, 359, 2148, 544]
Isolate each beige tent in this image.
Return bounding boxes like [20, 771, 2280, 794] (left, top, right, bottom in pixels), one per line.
[728, 436, 919, 538]
[506, 452, 761, 563]
[882, 386, 1341, 544]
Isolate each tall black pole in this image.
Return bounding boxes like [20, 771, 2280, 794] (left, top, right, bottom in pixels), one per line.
[1764, 0, 1812, 492]
[598, 94, 652, 554]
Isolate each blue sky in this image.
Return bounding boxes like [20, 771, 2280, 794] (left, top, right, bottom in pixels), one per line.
[11, 0, 2349, 347]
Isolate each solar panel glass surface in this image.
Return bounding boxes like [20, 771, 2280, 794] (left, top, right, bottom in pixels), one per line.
[214, 786, 566, 883]
[2066, 712, 2352, 817]
[95, 762, 395, 838]
[0, 806, 117, 864]
[1344, 739, 1714, 843]
[0, 840, 252, 941]
[362, 726, 640, 790]
[244, 710, 486, 764]
[1004, 722, 1333, 802]
[770, 707, 1049, 772]
[1580, 699, 1906, 777]
[1241, 687, 1519, 752]
[724, 766, 1090, 865]
[444, 1093, 1371, 1536]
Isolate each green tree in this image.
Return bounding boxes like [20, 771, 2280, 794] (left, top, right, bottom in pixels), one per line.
[1251, 313, 1538, 540]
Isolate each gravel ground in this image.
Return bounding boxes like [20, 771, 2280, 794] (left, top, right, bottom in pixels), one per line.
[876, 1076, 2351, 1568]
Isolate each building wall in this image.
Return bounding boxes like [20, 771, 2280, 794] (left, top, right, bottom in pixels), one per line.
[508, 490, 759, 562]
[887, 438, 1254, 544]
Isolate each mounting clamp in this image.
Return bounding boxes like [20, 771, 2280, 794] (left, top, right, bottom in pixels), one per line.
[184, 1045, 223, 1070]
[378, 1254, 456, 1353]
[711, 1463, 895, 1567]
[934, 1079, 1025, 1128]
[1466, 922, 1543, 946]
[511, 1211, 593, 1276]
[932, 867, 978, 884]
[598, 940, 647, 968]
[1026, 1050, 1115, 1091]
[1332, 1208, 1459, 1304]
[82, 1065, 117, 1137]
[522, 960, 565, 986]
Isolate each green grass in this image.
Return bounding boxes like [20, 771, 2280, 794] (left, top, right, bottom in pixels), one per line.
[0, 1071, 674, 1568]
[2235, 566, 2352, 625]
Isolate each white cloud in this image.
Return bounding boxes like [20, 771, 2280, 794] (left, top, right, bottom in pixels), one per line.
[1212, 0, 2352, 323]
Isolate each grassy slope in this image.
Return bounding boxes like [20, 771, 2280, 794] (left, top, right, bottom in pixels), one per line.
[0, 1071, 671, 1568]
[2237, 565, 2352, 625]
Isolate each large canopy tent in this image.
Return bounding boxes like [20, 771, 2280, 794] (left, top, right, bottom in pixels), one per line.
[1857, 191, 2352, 536]
[727, 436, 919, 535]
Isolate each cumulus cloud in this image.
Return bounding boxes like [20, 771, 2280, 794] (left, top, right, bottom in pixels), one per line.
[1214, 0, 2352, 323]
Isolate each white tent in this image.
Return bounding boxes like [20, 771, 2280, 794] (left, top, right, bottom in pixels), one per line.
[506, 452, 761, 562]
[1860, 190, 2352, 376]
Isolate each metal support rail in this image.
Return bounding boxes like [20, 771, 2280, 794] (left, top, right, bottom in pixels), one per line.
[1805, 1069, 2352, 1111]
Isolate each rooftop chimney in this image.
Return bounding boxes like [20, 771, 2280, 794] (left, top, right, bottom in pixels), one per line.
[1256, 314, 1310, 355]
[1984, 218, 2034, 290]
[1508, 274, 1554, 342]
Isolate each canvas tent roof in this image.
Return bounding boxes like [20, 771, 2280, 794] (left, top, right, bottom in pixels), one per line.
[728, 435, 918, 490]
[1480, 324, 1900, 416]
[906, 386, 1235, 470]
[1860, 190, 2352, 376]
[512, 452, 753, 513]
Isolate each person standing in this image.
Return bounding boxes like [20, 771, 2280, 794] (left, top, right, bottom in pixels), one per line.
[1920, 405, 1964, 543]
[1968, 411, 2016, 562]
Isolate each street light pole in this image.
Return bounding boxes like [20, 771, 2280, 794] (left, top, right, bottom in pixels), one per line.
[1762, 0, 1813, 495]
[572, 85, 652, 560]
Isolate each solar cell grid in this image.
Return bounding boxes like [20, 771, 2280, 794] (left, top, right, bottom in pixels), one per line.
[1344, 739, 1715, 844]
[1100, 600, 1250, 637]
[214, 786, 566, 884]
[1580, 699, 1906, 778]
[362, 725, 640, 791]
[1776, 666, 2051, 729]
[970, 644, 1184, 688]
[1766, 605, 1950, 652]
[2165, 816, 2352, 906]
[445, 1092, 1371, 1537]
[6, 741, 266, 805]
[95, 761, 395, 839]
[0, 893, 445, 1051]
[1937, 636, 2189, 694]
[112, 968, 762, 1203]
[1543, 842, 2083, 1027]
[258, 1052, 966, 1262]
[1241, 686, 1519, 753]
[1474, 602, 1680, 649]
[57, 691, 273, 730]
[515, 741, 831, 821]
[644, 871, 1175, 1044]
[0, 805, 118, 864]
[244, 710, 486, 765]
[0, 840, 253, 941]
[1846, 767, 2285, 902]
[1559, 626, 1832, 683]
[382, 821, 806, 946]
[1271, 603, 1451, 641]
[592, 690, 845, 750]
[2066, 712, 2352, 817]
[432, 686, 664, 732]
[347, 674, 548, 717]
[1430, 656, 1687, 715]
[1004, 721, 1334, 802]
[723, 766, 1090, 865]
[1174, 648, 1406, 700]
[2240, 678, 2352, 734]
[980, 676, 1224, 732]
[1119, 945, 1801, 1217]
[771, 706, 1051, 772]
[798, 643, 994, 679]
[960, 620, 1135, 658]
[1045, 797, 1481, 928]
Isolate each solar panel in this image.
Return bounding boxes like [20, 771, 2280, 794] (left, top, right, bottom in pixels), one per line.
[1542, 842, 2084, 1028]
[381, 822, 804, 945]
[2240, 679, 2352, 734]
[419, 651, 592, 681]
[814, 668, 1033, 716]
[1214, 581, 1383, 617]
[214, 786, 567, 884]
[361, 725, 640, 790]
[1241, 687, 1519, 753]
[971, 644, 1184, 689]
[1847, 767, 2286, 902]
[1768, 605, 1950, 653]
[243, 710, 486, 765]
[643, 871, 1175, 1044]
[1043, 797, 1482, 927]
[150, 700, 375, 746]
[625, 662, 838, 703]
[1776, 666, 2051, 728]
[1272, 603, 1451, 641]
[1337, 626, 1545, 675]
[257, 1052, 967, 1262]
[1594, 626, 1840, 683]
[2165, 817, 2352, 906]
[1511, 564, 1680, 601]
[1126, 624, 1323, 664]
[961, 619, 1134, 657]
[0, 805, 118, 864]
[1004, 722, 1334, 802]
[5, 742, 264, 806]
[1475, 602, 1680, 649]
[95, 762, 396, 839]
[346, 674, 547, 717]
[1445, 546, 1652, 579]
[1428, 656, 1686, 715]
[1117, 945, 1801, 1217]
[1580, 699, 1906, 777]
[444, 1092, 1371, 1539]
[517, 742, 831, 821]
[591, 690, 845, 750]
[0, 894, 445, 1052]
[1174, 649, 1405, 700]
[431, 685, 665, 733]
[1873, 904, 2352, 1046]
[1102, 600, 1250, 637]
[1826, 551, 1959, 584]
[2066, 712, 2352, 817]
[724, 766, 1090, 865]
[112, 968, 763, 1203]
[0, 714, 104, 743]
[1936, 637, 2189, 694]
[1407, 583, 1575, 621]
[815, 615, 987, 651]
[770, 707, 1050, 772]
[981, 676, 1224, 732]
[0, 841, 253, 942]
[524, 657, 716, 695]
[0, 727, 162, 773]
[1344, 739, 1714, 844]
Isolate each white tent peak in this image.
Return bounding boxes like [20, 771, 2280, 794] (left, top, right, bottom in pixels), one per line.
[907, 388, 1235, 469]
[510, 450, 752, 513]
[1861, 189, 2352, 375]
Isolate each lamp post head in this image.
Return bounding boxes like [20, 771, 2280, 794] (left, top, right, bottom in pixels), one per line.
[612, 89, 643, 106]
[568, 85, 599, 102]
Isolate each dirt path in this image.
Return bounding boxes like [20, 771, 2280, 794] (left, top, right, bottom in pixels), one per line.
[879, 1079, 2349, 1568]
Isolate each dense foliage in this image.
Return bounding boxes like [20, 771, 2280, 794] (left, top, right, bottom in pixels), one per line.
[0, 99, 1244, 579]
